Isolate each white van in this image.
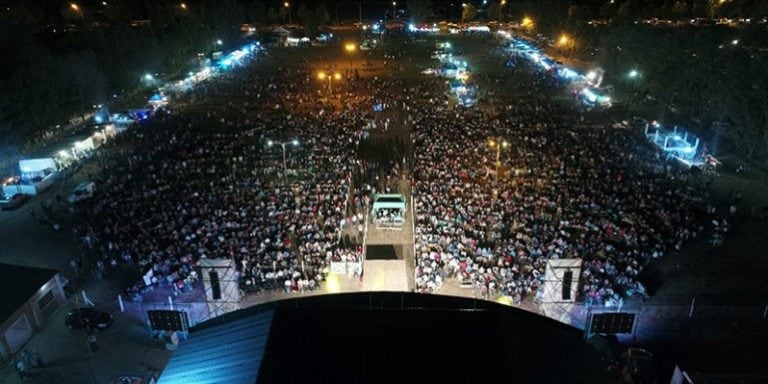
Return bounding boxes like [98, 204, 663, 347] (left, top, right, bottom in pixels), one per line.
[68, 181, 95, 203]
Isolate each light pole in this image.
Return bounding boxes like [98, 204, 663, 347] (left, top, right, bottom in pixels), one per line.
[500, 0, 506, 22]
[391, 1, 397, 20]
[461, 3, 467, 24]
[317, 71, 342, 95]
[267, 139, 299, 178]
[488, 137, 509, 184]
[284, 2, 291, 25]
[344, 42, 357, 69]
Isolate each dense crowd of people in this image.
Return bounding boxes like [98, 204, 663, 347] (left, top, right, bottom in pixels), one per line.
[72, 53, 383, 300]
[412, 49, 715, 307]
[68, 35, 721, 309]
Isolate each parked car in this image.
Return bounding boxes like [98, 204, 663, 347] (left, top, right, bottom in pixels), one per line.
[68, 181, 95, 203]
[0, 193, 31, 211]
[65, 307, 114, 330]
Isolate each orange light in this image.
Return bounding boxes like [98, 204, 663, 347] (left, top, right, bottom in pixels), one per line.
[180, 2, 187, 9]
[344, 43, 357, 52]
[317, 72, 327, 80]
[70, 3, 80, 11]
[522, 17, 533, 27]
[333, 73, 342, 80]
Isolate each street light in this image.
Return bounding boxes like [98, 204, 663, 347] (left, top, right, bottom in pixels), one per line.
[558, 34, 569, 46]
[344, 42, 357, 69]
[317, 71, 342, 94]
[267, 139, 300, 178]
[70, 3, 80, 11]
[216, 39, 223, 46]
[500, 0, 507, 22]
[143, 73, 154, 81]
[392, 1, 397, 19]
[180, 2, 187, 10]
[522, 17, 534, 29]
[628, 69, 639, 78]
[488, 137, 509, 184]
[284, 2, 291, 25]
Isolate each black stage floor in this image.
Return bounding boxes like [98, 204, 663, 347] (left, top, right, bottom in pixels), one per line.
[257, 308, 508, 384]
[365, 244, 398, 260]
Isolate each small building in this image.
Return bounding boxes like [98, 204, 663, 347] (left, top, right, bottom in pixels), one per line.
[0, 264, 66, 360]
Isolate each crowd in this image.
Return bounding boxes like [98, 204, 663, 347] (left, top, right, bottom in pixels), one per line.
[71, 55, 386, 300]
[411, 51, 716, 307]
[68, 36, 722, 309]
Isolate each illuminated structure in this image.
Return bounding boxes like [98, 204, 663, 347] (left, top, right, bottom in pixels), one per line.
[644, 121, 702, 166]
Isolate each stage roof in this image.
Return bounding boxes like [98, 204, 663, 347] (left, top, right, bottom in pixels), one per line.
[158, 310, 273, 384]
[158, 293, 611, 384]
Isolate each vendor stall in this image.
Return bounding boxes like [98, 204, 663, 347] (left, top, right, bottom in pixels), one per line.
[3, 158, 59, 196]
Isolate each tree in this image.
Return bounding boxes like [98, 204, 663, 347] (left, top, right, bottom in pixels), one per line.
[267, 7, 279, 25]
[672, 1, 688, 18]
[207, 0, 245, 41]
[616, 0, 640, 21]
[691, 0, 710, 18]
[406, 0, 432, 23]
[599, 1, 615, 20]
[567, 4, 591, 23]
[316, 3, 330, 25]
[487, 2, 501, 22]
[246, 1, 268, 25]
[462, 4, 477, 22]
[299, 8, 319, 37]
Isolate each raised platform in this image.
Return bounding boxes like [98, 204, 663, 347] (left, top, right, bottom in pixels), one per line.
[361, 260, 409, 291]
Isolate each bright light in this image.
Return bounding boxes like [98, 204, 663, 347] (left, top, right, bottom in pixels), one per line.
[284, 2, 289, 8]
[502, 141, 509, 148]
[216, 39, 223, 45]
[143, 73, 154, 81]
[586, 71, 596, 80]
[317, 71, 327, 80]
[267, 140, 274, 146]
[180, 2, 187, 9]
[333, 73, 342, 80]
[292, 139, 299, 146]
[462, 3, 467, 7]
[488, 139, 496, 147]
[392, 1, 397, 6]
[344, 42, 357, 52]
[522, 17, 533, 28]
[731, 39, 739, 45]
[558, 34, 569, 46]
[501, 0, 506, 5]
[628, 70, 639, 78]
[70, 3, 80, 11]
[324, 271, 341, 293]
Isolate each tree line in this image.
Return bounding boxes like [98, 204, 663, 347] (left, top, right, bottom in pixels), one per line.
[0, 0, 330, 146]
